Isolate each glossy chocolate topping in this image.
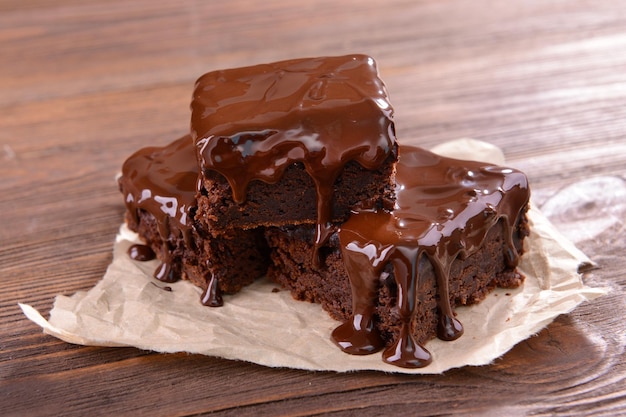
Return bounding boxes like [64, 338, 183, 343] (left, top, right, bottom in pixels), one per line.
[332, 146, 530, 368]
[118, 56, 530, 369]
[191, 54, 396, 252]
[119, 135, 198, 283]
[120, 135, 227, 306]
[119, 136, 529, 368]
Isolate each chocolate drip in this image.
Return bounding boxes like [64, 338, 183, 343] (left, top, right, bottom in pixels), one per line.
[330, 228, 389, 354]
[119, 135, 200, 286]
[154, 260, 180, 283]
[430, 254, 464, 342]
[335, 146, 530, 368]
[128, 244, 156, 261]
[381, 246, 433, 368]
[201, 274, 223, 307]
[502, 223, 520, 268]
[191, 55, 396, 258]
[382, 324, 432, 368]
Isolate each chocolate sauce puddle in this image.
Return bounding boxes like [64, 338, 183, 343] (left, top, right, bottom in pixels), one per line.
[128, 244, 155, 261]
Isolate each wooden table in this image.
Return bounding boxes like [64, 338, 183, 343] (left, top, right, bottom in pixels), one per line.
[2, 1, 625, 415]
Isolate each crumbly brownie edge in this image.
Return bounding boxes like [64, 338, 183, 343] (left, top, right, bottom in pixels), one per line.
[196, 154, 397, 232]
[125, 209, 270, 295]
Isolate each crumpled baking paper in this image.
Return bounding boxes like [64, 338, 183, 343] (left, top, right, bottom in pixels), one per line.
[20, 139, 606, 374]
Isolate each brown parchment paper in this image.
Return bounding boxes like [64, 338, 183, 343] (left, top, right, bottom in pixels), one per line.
[20, 139, 606, 374]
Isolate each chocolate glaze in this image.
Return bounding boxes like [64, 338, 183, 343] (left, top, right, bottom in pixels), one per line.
[191, 55, 396, 256]
[332, 146, 530, 368]
[118, 136, 211, 284]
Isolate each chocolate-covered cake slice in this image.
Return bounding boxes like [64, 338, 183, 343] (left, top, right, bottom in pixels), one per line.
[191, 54, 398, 252]
[265, 146, 530, 368]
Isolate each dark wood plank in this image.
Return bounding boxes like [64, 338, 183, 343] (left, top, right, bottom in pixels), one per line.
[1, 0, 625, 415]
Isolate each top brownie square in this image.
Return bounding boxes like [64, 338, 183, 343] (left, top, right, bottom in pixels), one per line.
[190, 55, 398, 247]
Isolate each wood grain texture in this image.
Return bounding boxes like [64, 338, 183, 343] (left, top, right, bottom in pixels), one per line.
[1, 0, 625, 415]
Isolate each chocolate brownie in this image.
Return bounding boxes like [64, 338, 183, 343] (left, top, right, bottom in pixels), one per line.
[190, 54, 398, 252]
[265, 146, 530, 368]
[118, 135, 270, 306]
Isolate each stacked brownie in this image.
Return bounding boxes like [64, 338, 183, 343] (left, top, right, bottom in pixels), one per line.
[118, 54, 530, 368]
